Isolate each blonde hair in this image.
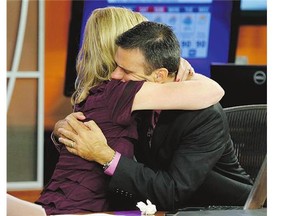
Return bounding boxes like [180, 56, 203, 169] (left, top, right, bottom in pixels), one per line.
[72, 7, 147, 105]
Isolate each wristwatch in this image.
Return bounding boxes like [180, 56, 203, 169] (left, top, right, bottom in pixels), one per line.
[103, 151, 116, 170]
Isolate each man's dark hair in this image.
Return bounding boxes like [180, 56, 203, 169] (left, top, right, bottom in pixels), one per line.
[115, 21, 180, 75]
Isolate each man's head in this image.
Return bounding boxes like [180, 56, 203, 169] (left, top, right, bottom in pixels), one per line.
[112, 21, 181, 83]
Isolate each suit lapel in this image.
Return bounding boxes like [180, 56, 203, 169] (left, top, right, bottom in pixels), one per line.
[150, 111, 175, 152]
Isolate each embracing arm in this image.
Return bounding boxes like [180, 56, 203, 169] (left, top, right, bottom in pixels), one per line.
[58, 106, 230, 210]
[132, 73, 224, 111]
[109, 106, 229, 210]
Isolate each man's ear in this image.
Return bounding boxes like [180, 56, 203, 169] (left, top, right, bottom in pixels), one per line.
[154, 68, 169, 83]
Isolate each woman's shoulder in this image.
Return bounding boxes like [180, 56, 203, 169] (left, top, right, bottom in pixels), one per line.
[88, 79, 145, 99]
[109, 79, 145, 86]
[106, 79, 145, 92]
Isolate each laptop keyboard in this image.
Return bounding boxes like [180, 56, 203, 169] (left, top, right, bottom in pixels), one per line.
[206, 205, 243, 210]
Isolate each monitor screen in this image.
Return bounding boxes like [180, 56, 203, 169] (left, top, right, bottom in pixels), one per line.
[239, 0, 267, 24]
[240, 0, 267, 11]
[210, 63, 267, 108]
[64, 0, 239, 96]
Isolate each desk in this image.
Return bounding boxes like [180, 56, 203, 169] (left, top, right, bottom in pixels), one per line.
[112, 211, 165, 216]
[164, 208, 267, 216]
[73, 209, 266, 216]
[52, 210, 165, 216]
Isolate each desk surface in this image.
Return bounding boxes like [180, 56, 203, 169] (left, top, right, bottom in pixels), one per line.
[164, 208, 267, 216]
[75, 208, 266, 216]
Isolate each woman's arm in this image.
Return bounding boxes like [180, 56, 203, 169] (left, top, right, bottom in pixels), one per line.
[132, 73, 224, 111]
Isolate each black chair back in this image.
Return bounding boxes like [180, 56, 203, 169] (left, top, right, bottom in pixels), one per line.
[224, 104, 267, 181]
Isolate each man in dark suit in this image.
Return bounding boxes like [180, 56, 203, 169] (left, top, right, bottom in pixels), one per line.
[108, 107, 253, 210]
[54, 21, 253, 211]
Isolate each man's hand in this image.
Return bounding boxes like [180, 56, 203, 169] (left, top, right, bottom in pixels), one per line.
[58, 113, 115, 165]
[53, 112, 86, 139]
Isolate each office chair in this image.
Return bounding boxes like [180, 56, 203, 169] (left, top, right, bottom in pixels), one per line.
[223, 104, 267, 181]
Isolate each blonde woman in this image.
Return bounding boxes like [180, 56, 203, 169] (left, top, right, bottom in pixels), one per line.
[36, 8, 224, 215]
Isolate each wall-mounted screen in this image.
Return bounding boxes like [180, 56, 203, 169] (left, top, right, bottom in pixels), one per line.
[64, 0, 239, 96]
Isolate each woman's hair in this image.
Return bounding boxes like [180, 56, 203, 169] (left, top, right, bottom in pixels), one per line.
[72, 7, 147, 105]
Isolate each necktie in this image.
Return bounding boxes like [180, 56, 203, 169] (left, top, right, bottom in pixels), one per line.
[147, 110, 161, 148]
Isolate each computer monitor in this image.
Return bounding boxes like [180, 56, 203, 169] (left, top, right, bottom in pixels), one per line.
[64, 0, 240, 96]
[210, 63, 267, 108]
[240, 0, 267, 25]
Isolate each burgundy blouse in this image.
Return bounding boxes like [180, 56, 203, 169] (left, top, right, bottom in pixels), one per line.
[36, 79, 145, 215]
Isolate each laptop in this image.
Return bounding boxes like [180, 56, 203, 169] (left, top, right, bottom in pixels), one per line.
[210, 63, 267, 108]
[165, 155, 267, 215]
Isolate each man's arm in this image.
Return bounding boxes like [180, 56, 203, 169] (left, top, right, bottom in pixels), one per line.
[58, 105, 231, 210]
[58, 113, 115, 164]
[108, 106, 230, 210]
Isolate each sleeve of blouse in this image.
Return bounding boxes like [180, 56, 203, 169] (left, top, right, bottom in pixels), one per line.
[106, 80, 145, 126]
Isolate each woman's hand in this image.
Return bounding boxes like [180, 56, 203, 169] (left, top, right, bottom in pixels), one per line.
[176, 58, 195, 82]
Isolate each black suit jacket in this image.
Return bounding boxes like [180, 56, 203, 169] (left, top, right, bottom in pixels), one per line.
[108, 103, 253, 210]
